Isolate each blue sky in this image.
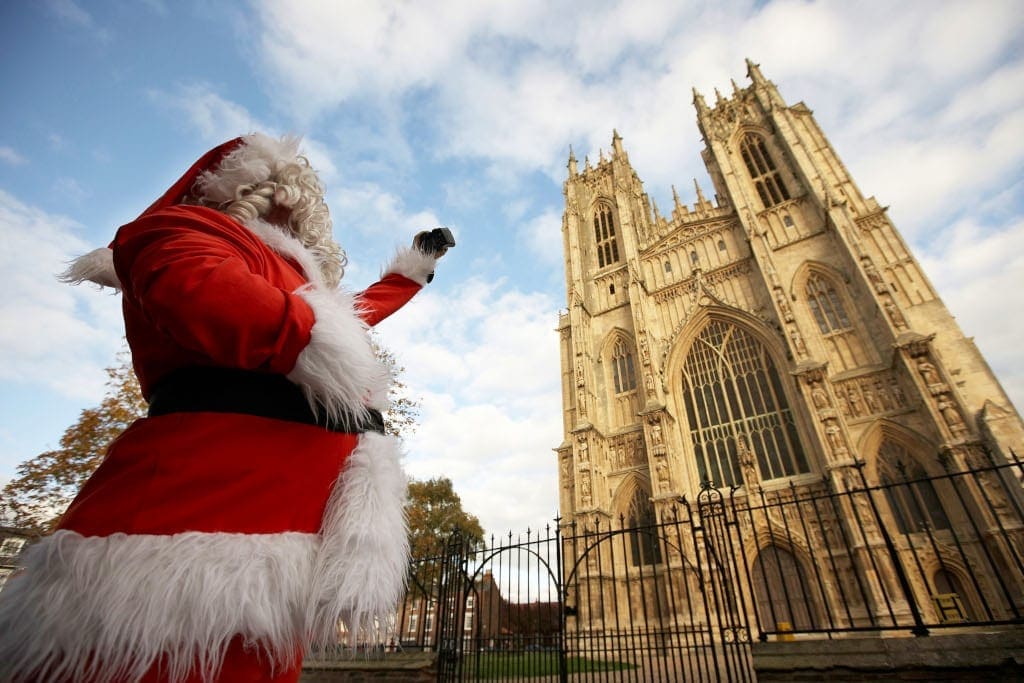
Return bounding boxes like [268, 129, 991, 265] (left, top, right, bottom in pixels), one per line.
[2, 0, 1022, 536]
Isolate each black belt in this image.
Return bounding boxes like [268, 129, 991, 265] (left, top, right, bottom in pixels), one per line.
[147, 367, 385, 434]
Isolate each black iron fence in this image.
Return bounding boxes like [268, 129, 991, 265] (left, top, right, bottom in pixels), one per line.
[319, 448, 1024, 681]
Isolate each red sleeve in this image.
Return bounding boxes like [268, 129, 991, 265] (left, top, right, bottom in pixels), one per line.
[113, 208, 315, 374]
[356, 273, 423, 327]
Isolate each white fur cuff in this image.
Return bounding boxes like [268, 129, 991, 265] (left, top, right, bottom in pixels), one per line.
[287, 286, 390, 418]
[383, 246, 438, 286]
[59, 247, 120, 289]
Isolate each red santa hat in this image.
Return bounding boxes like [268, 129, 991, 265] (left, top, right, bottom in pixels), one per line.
[61, 134, 304, 288]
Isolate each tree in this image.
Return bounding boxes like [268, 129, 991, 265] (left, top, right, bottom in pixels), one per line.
[406, 477, 485, 560]
[3, 341, 422, 533]
[1, 353, 146, 532]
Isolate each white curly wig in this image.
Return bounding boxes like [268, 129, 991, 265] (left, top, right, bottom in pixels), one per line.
[192, 133, 346, 288]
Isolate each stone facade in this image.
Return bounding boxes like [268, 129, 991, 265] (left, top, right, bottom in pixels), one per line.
[555, 61, 1024, 629]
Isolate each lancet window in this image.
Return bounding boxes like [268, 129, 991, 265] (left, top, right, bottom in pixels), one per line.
[806, 274, 852, 334]
[611, 338, 638, 394]
[682, 321, 808, 486]
[594, 205, 620, 268]
[878, 440, 950, 533]
[740, 133, 790, 207]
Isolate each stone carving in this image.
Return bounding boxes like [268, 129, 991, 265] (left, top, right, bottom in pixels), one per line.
[824, 420, 847, 456]
[577, 434, 589, 463]
[645, 372, 656, 397]
[774, 287, 794, 322]
[561, 455, 573, 488]
[916, 358, 946, 394]
[579, 472, 592, 506]
[647, 414, 663, 445]
[576, 358, 585, 386]
[788, 326, 808, 358]
[836, 371, 907, 420]
[577, 387, 587, 416]
[938, 397, 968, 436]
[811, 383, 830, 410]
[862, 258, 888, 294]
[883, 298, 908, 329]
[639, 334, 650, 365]
[655, 457, 671, 493]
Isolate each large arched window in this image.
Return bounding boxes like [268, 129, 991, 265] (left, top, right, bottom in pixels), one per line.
[878, 440, 950, 533]
[625, 488, 661, 566]
[751, 545, 816, 631]
[740, 134, 790, 208]
[805, 274, 851, 334]
[611, 338, 638, 394]
[593, 205, 620, 268]
[682, 321, 808, 486]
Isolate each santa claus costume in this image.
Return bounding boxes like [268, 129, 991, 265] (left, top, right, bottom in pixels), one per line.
[0, 134, 439, 682]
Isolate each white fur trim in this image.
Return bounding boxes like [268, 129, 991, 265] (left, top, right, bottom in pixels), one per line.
[0, 530, 315, 683]
[194, 133, 303, 205]
[0, 435, 412, 682]
[59, 247, 120, 289]
[244, 217, 325, 289]
[286, 286, 390, 417]
[383, 245, 437, 286]
[308, 432, 410, 645]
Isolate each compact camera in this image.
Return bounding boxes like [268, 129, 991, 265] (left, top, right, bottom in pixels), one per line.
[419, 227, 456, 254]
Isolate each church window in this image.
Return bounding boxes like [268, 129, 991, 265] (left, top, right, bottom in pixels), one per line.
[593, 205, 620, 268]
[626, 488, 661, 566]
[664, 261, 672, 273]
[611, 339, 637, 394]
[609, 283, 615, 295]
[805, 274, 851, 334]
[740, 134, 790, 208]
[783, 214, 794, 227]
[682, 321, 808, 486]
[718, 240, 727, 251]
[690, 251, 699, 264]
[878, 440, 950, 533]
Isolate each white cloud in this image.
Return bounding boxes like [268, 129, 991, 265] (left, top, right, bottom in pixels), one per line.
[519, 208, 563, 266]
[0, 190, 123, 401]
[376, 277, 563, 533]
[919, 211, 1024, 411]
[0, 147, 26, 165]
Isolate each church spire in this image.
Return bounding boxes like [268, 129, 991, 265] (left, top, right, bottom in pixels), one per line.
[693, 87, 709, 115]
[612, 129, 624, 157]
[746, 57, 766, 85]
[568, 146, 578, 177]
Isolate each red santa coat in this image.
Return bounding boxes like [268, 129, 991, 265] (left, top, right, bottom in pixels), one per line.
[0, 172, 437, 681]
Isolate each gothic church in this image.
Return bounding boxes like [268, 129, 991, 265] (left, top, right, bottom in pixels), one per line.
[555, 60, 1023, 544]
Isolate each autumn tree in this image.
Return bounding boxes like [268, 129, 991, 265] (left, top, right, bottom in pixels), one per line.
[406, 477, 485, 559]
[1, 353, 146, 532]
[3, 340, 421, 534]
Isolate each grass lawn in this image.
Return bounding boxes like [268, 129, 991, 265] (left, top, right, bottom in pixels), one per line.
[459, 650, 634, 678]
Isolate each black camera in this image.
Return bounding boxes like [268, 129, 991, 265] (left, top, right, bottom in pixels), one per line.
[419, 227, 456, 254]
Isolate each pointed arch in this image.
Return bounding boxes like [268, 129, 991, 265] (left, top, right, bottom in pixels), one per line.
[859, 421, 950, 533]
[790, 262, 874, 372]
[599, 329, 641, 427]
[591, 199, 620, 269]
[738, 132, 790, 208]
[750, 544, 818, 631]
[612, 475, 661, 567]
[667, 310, 810, 487]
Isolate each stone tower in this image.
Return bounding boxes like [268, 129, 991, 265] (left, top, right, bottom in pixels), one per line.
[555, 60, 1024, 528]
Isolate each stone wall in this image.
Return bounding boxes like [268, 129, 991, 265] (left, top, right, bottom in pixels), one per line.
[753, 629, 1024, 681]
[300, 652, 436, 682]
